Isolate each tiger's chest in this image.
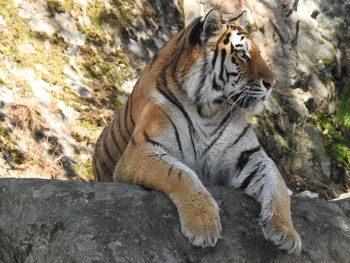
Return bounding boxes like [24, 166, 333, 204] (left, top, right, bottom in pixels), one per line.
[157, 113, 260, 185]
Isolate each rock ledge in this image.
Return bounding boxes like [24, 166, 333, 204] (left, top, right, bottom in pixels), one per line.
[0, 179, 349, 263]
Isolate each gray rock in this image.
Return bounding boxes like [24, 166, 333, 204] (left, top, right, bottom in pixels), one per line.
[0, 179, 349, 263]
[16, 0, 57, 36]
[54, 12, 86, 46]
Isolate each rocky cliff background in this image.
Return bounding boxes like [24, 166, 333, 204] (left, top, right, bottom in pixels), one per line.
[0, 0, 349, 199]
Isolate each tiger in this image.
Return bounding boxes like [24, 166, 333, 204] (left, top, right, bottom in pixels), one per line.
[92, 9, 302, 254]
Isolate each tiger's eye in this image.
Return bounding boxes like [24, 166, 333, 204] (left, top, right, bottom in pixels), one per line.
[238, 50, 245, 57]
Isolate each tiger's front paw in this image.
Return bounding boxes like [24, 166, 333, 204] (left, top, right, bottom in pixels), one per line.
[178, 195, 222, 248]
[260, 213, 302, 255]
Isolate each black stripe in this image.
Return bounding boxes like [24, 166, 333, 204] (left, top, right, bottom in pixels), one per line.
[219, 49, 227, 82]
[124, 98, 131, 137]
[92, 157, 100, 181]
[231, 56, 236, 64]
[252, 172, 266, 188]
[213, 95, 227, 104]
[156, 105, 183, 157]
[167, 166, 173, 176]
[166, 117, 183, 156]
[196, 104, 203, 117]
[156, 82, 197, 158]
[223, 33, 231, 45]
[256, 184, 264, 198]
[176, 28, 187, 42]
[178, 171, 182, 181]
[212, 44, 219, 68]
[242, 53, 251, 62]
[224, 124, 251, 151]
[204, 120, 230, 154]
[230, 43, 234, 54]
[156, 84, 194, 135]
[236, 72, 246, 83]
[143, 131, 167, 150]
[230, 91, 245, 107]
[110, 120, 123, 154]
[194, 56, 208, 109]
[235, 44, 243, 48]
[118, 114, 128, 144]
[211, 111, 231, 136]
[239, 167, 260, 190]
[100, 159, 113, 177]
[103, 134, 116, 165]
[236, 146, 262, 172]
[226, 69, 238, 77]
[129, 83, 136, 127]
[172, 46, 185, 77]
[212, 77, 222, 91]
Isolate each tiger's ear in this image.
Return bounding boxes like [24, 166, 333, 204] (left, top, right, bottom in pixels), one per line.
[200, 9, 222, 42]
[229, 10, 247, 28]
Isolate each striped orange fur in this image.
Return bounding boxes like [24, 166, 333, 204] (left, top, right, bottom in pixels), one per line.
[93, 10, 301, 253]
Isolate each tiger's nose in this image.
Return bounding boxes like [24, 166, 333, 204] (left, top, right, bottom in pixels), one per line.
[262, 80, 274, 90]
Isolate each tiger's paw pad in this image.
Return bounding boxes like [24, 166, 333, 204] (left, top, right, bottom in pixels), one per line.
[179, 202, 222, 248]
[261, 216, 302, 255]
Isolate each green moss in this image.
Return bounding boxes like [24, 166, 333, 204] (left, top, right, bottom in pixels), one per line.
[86, 0, 134, 32]
[272, 31, 279, 42]
[0, 127, 9, 139]
[47, 0, 74, 16]
[8, 148, 25, 165]
[0, 126, 26, 165]
[274, 133, 288, 149]
[322, 57, 333, 65]
[74, 156, 94, 181]
[246, 22, 257, 34]
[335, 81, 350, 130]
[317, 113, 350, 169]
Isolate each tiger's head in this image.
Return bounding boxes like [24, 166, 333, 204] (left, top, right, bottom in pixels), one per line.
[181, 9, 274, 117]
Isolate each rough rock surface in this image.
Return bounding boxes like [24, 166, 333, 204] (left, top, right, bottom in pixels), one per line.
[0, 179, 349, 263]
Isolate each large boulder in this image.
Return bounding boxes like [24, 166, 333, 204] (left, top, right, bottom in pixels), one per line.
[0, 179, 349, 262]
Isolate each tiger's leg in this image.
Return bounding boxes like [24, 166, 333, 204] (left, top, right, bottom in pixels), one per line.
[230, 151, 301, 254]
[114, 139, 222, 248]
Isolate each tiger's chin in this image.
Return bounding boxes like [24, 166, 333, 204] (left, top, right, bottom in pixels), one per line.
[227, 96, 268, 116]
[240, 91, 271, 115]
[244, 102, 264, 115]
